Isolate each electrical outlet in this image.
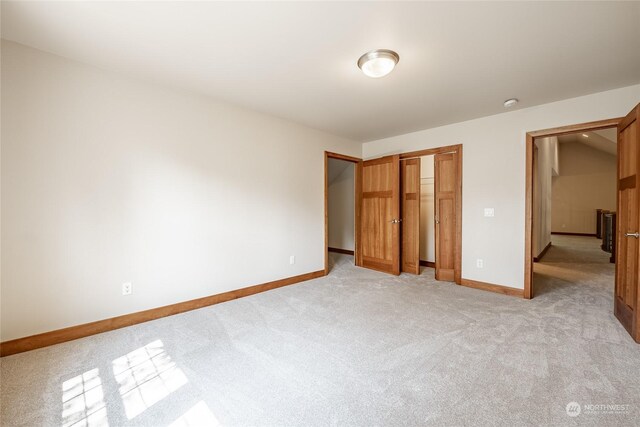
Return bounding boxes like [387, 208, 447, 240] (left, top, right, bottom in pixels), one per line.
[476, 259, 484, 268]
[122, 282, 132, 296]
[289, 255, 295, 265]
[484, 208, 495, 217]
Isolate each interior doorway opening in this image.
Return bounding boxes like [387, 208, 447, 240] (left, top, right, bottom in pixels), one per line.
[351, 145, 461, 281]
[526, 118, 621, 299]
[531, 128, 617, 297]
[417, 155, 436, 270]
[324, 152, 361, 274]
[327, 158, 356, 259]
[525, 104, 639, 343]
[323, 145, 462, 284]
[398, 146, 462, 282]
[397, 154, 436, 275]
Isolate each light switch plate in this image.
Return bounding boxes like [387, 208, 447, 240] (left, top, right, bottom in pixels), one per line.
[484, 208, 495, 217]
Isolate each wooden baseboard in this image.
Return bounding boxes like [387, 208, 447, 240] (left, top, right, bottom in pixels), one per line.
[460, 278, 524, 298]
[533, 241, 552, 262]
[419, 260, 436, 268]
[328, 247, 355, 255]
[551, 232, 597, 237]
[0, 270, 325, 357]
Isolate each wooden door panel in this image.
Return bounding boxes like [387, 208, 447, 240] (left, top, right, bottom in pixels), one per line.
[616, 187, 639, 331]
[360, 155, 400, 275]
[615, 103, 640, 342]
[362, 198, 393, 260]
[437, 158, 455, 193]
[435, 152, 459, 282]
[619, 188, 638, 308]
[438, 198, 455, 269]
[401, 159, 420, 274]
[363, 162, 392, 192]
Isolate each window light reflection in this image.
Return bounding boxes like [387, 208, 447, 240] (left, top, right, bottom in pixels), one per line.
[112, 340, 188, 420]
[169, 400, 220, 427]
[61, 368, 109, 427]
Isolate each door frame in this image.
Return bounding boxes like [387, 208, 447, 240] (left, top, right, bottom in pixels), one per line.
[324, 151, 362, 275]
[400, 144, 463, 283]
[523, 118, 622, 299]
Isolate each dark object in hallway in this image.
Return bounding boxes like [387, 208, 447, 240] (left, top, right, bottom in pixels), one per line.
[601, 211, 616, 263]
[596, 209, 605, 239]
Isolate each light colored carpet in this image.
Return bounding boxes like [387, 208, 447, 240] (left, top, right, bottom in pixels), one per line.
[1, 235, 639, 426]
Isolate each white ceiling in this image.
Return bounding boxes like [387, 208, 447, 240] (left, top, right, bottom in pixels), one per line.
[559, 129, 617, 155]
[2, 1, 640, 141]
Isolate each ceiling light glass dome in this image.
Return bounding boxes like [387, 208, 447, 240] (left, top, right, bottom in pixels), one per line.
[358, 49, 399, 78]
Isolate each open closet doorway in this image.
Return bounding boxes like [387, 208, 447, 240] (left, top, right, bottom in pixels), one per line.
[324, 152, 362, 274]
[419, 156, 437, 270]
[399, 155, 436, 274]
[355, 145, 462, 282]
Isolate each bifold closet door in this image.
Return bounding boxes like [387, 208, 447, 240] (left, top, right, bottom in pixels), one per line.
[401, 158, 421, 274]
[434, 152, 460, 282]
[359, 155, 400, 275]
[614, 103, 640, 342]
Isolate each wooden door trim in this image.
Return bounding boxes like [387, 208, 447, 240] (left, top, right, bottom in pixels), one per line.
[454, 147, 463, 284]
[527, 118, 623, 138]
[524, 118, 622, 299]
[325, 151, 362, 275]
[400, 144, 462, 159]
[325, 151, 362, 163]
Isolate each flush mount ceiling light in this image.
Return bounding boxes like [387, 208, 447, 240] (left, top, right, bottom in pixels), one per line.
[357, 49, 399, 78]
[503, 98, 519, 108]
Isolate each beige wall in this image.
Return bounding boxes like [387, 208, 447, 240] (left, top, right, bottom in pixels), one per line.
[0, 41, 361, 341]
[551, 141, 616, 234]
[327, 160, 355, 251]
[533, 137, 558, 257]
[363, 84, 640, 289]
[419, 156, 435, 263]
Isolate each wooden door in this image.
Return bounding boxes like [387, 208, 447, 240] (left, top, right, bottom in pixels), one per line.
[360, 155, 400, 275]
[435, 152, 460, 282]
[401, 159, 421, 274]
[615, 103, 640, 342]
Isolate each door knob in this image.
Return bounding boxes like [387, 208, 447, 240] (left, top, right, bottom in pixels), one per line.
[625, 232, 640, 238]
